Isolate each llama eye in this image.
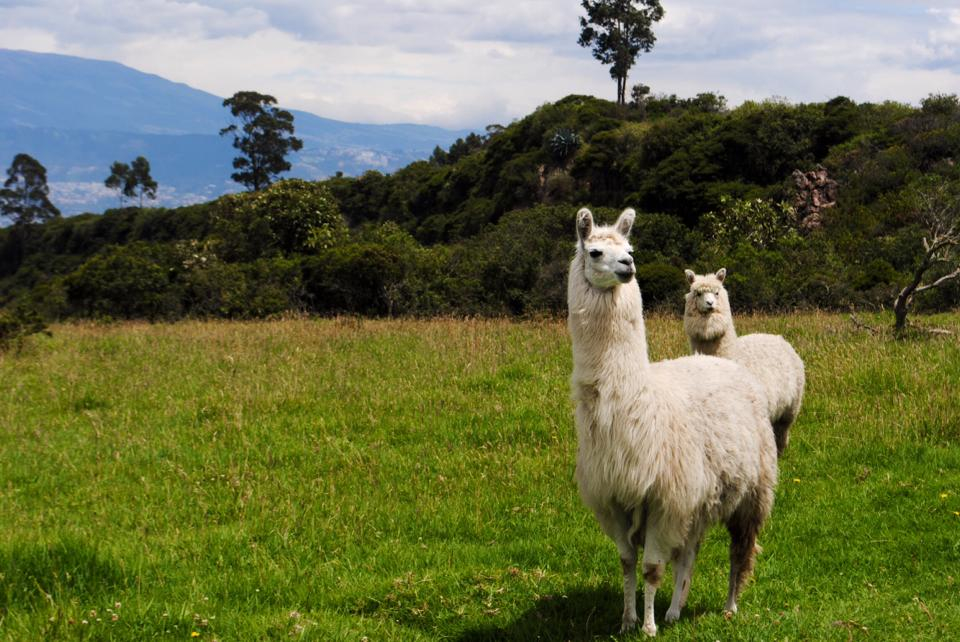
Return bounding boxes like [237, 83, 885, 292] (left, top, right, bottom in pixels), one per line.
[589, 249, 602, 258]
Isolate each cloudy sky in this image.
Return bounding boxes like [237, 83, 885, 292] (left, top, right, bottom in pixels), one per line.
[2, 1, 960, 129]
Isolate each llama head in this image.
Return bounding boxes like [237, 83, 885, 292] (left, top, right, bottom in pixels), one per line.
[576, 207, 636, 289]
[684, 268, 731, 317]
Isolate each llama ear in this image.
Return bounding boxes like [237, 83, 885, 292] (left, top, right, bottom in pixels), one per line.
[715, 267, 727, 282]
[615, 208, 636, 237]
[684, 269, 696, 284]
[576, 208, 594, 242]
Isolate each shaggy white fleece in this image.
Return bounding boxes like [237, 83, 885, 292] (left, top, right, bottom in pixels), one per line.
[569, 208, 777, 637]
[683, 269, 806, 455]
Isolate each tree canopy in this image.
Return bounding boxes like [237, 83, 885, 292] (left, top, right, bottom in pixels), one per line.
[0, 153, 60, 225]
[130, 156, 159, 207]
[578, 0, 665, 105]
[105, 161, 133, 206]
[220, 91, 304, 191]
[104, 156, 158, 207]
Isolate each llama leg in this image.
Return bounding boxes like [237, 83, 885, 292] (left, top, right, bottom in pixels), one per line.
[665, 537, 701, 623]
[641, 531, 669, 637]
[594, 507, 640, 631]
[773, 410, 795, 456]
[620, 546, 639, 632]
[724, 507, 762, 615]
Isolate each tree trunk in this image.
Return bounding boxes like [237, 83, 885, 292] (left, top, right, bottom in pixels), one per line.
[893, 256, 929, 335]
[893, 290, 910, 335]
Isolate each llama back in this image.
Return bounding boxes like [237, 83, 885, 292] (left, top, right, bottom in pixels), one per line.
[737, 333, 805, 450]
[649, 354, 777, 492]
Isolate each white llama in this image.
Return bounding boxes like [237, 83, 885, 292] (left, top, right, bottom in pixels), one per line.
[683, 268, 805, 455]
[568, 208, 778, 637]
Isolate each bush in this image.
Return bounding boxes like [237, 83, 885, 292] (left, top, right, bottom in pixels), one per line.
[63, 243, 179, 319]
[174, 241, 249, 318]
[241, 257, 305, 317]
[632, 212, 698, 265]
[211, 180, 347, 260]
[303, 243, 405, 316]
[0, 304, 49, 352]
[852, 258, 899, 291]
[635, 262, 688, 311]
[700, 196, 799, 251]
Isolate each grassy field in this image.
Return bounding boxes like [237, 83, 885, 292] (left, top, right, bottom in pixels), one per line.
[1, 313, 959, 641]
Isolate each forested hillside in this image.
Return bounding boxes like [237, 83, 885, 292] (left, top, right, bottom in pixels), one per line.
[3, 92, 960, 321]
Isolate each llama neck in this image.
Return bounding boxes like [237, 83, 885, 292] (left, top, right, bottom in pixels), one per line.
[568, 255, 650, 379]
[688, 313, 738, 357]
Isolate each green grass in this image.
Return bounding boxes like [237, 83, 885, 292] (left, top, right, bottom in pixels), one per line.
[1, 313, 959, 640]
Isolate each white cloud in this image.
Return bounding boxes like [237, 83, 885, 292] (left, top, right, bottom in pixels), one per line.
[0, 26, 59, 51]
[3, 1, 960, 128]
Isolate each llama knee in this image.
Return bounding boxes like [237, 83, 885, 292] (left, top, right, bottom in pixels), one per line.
[642, 562, 664, 586]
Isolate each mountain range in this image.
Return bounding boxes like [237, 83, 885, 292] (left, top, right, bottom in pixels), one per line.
[0, 49, 471, 214]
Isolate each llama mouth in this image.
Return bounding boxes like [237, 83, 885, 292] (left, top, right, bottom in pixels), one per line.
[615, 270, 634, 283]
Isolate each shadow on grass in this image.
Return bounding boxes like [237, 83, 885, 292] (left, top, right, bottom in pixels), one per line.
[453, 586, 681, 641]
[0, 536, 129, 609]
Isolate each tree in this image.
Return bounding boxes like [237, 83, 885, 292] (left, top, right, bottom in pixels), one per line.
[578, 0, 665, 106]
[220, 91, 304, 191]
[129, 156, 158, 207]
[892, 177, 960, 334]
[0, 153, 60, 225]
[105, 161, 133, 206]
[106, 157, 159, 207]
[630, 82, 651, 115]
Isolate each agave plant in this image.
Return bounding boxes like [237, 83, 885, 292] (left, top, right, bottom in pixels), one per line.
[548, 128, 582, 163]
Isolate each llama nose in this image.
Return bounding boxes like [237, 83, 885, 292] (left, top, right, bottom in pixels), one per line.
[619, 256, 634, 267]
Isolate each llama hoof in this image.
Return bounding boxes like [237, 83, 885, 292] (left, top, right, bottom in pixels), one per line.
[641, 621, 658, 637]
[723, 607, 737, 620]
[620, 615, 637, 633]
[664, 606, 680, 623]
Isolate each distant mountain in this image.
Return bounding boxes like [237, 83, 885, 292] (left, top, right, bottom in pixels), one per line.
[0, 49, 471, 214]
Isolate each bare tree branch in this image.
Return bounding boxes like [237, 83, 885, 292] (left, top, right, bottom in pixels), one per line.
[914, 266, 960, 294]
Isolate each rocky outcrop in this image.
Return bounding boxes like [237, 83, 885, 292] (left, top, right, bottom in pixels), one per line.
[792, 165, 838, 231]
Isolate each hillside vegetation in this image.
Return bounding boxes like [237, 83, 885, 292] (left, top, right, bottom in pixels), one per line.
[3, 93, 960, 319]
[1, 315, 958, 640]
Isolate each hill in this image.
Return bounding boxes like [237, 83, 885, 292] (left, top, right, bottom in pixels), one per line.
[0, 49, 471, 213]
[1, 91, 960, 326]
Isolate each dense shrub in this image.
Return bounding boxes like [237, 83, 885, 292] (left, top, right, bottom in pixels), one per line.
[175, 241, 249, 318]
[212, 180, 346, 260]
[63, 243, 179, 319]
[700, 196, 799, 251]
[0, 304, 49, 351]
[635, 262, 688, 311]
